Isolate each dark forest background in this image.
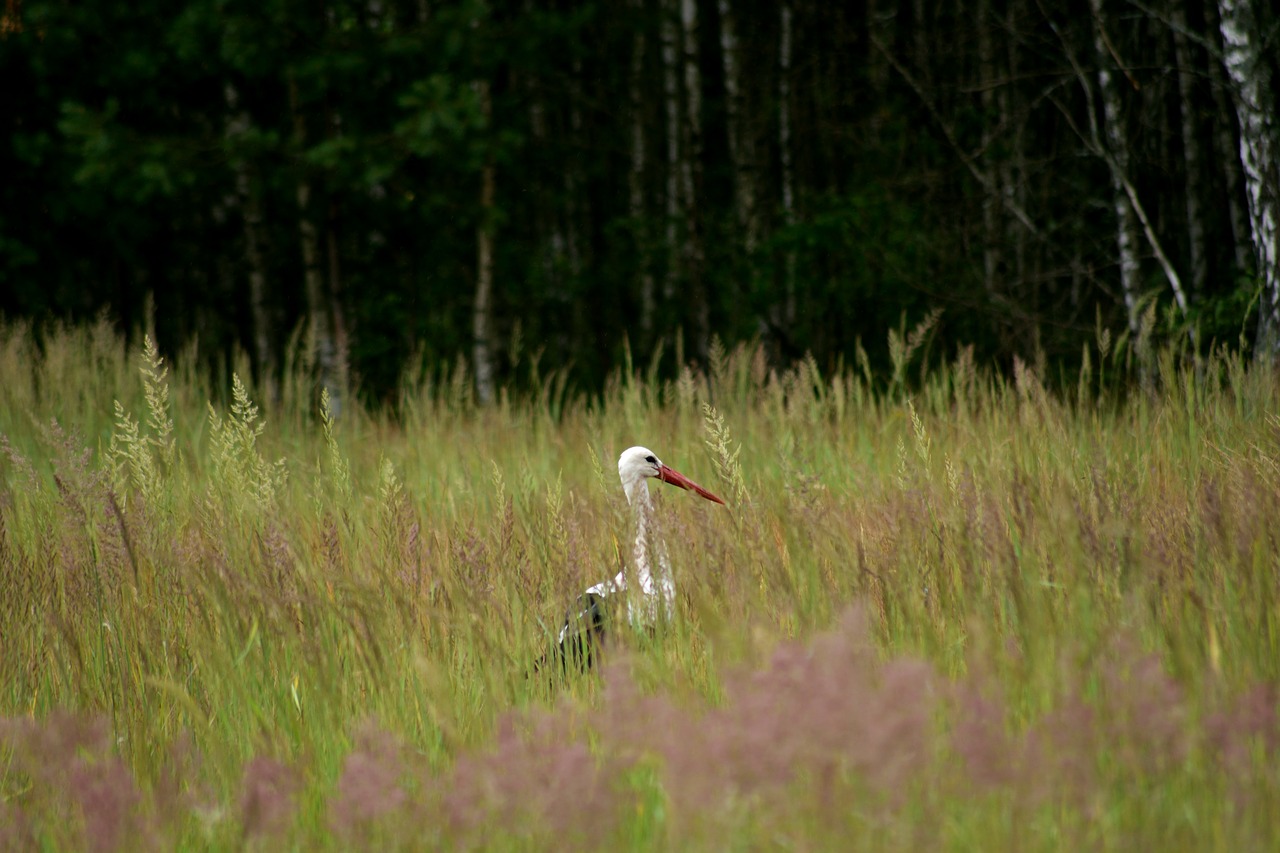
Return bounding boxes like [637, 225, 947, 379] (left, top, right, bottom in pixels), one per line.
[2, 0, 1278, 404]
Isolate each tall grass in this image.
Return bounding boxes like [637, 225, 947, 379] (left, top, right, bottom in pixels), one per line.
[1, 317, 1278, 849]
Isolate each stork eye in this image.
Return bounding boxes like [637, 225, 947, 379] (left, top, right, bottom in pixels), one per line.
[645, 455, 657, 465]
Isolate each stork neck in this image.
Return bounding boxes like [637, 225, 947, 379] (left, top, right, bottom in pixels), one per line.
[627, 478, 652, 573]
[623, 475, 652, 511]
[627, 479, 671, 606]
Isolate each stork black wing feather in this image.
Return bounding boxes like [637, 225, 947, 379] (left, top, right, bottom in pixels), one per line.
[530, 592, 610, 676]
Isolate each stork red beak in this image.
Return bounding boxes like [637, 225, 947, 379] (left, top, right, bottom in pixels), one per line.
[657, 464, 726, 505]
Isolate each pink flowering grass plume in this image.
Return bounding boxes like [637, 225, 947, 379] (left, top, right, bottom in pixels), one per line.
[328, 723, 432, 847]
[238, 756, 300, 843]
[1204, 684, 1280, 811]
[0, 712, 146, 852]
[943, 632, 1278, 825]
[591, 605, 941, 832]
[442, 706, 633, 848]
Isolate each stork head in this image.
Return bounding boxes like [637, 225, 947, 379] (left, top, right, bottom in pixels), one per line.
[617, 446, 726, 505]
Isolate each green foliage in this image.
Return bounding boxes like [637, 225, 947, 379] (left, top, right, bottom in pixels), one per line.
[5, 0, 1267, 399]
[394, 74, 489, 160]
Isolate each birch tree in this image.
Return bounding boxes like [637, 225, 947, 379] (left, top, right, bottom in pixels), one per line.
[1082, 0, 1188, 340]
[629, 0, 655, 333]
[661, 0, 681, 306]
[520, 8, 572, 354]
[473, 79, 496, 405]
[223, 84, 274, 383]
[1005, 2, 1030, 293]
[778, 0, 796, 326]
[680, 0, 709, 357]
[976, 0, 1003, 297]
[1089, 0, 1143, 338]
[718, 0, 758, 254]
[1203, 0, 1255, 275]
[1216, 0, 1280, 357]
[288, 72, 343, 406]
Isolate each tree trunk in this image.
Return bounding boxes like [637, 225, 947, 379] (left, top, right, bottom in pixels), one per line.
[223, 84, 274, 385]
[680, 0, 709, 358]
[473, 80, 497, 405]
[326, 197, 349, 395]
[718, 0, 757, 254]
[324, 91, 349, 396]
[779, 0, 796, 326]
[1084, 2, 1189, 330]
[522, 32, 570, 355]
[1004, 2, 1028, 296]
[865, 0, 888, 128]
[296, 186, 335, 389]
[563, 59, 584, 284]
[1216, 0, 1280, 358]
[629, 0, 655, 334]
[912, 0, 930, 86]
[976, 0, 1002, 297]
[288, 73, 341, 405]
[1203, 0, 1254, 276]
[662, 0, 681, 307]
[1170, 1, 1208, 300]
[1089, 0, 1142, 338]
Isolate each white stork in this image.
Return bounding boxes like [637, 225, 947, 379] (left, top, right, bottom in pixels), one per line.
[535, 446, 726, 673]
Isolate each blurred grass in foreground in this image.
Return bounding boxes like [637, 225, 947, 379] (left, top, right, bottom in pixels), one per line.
[1, 317, 1278, 850]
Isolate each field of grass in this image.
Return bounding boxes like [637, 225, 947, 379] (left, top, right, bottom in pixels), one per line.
[1, 318, 1279, 850]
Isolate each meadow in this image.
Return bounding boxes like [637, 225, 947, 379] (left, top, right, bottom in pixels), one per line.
[1, 318, 1278, 850]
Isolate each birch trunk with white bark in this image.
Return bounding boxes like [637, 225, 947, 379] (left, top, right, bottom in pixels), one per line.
[718, 0, 758, 254]
[1216, 0, 1280, 358]
[680, 0, 709, 358]
[662, 0, 681, 305]
[326, 197, 349, 396]
[1089, 0, 1143, 338]
[473, 80, 496, 405]
[224, 84, 274, 382]
[288, 74, 341, 406]
[1203, 0, 1255, 276]
[629, 0, 655, 333]
[779, 0, 796, 325]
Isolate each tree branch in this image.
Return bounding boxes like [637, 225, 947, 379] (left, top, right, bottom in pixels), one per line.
[869, 34, 1041, 238]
